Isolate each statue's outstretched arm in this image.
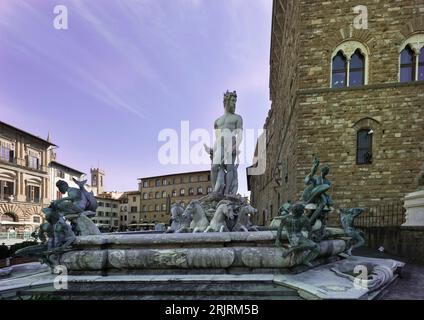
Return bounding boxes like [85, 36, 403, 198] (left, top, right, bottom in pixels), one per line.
[305, 157, 319, 184]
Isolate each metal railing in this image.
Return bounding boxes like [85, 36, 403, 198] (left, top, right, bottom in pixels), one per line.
[355, 201, 405, 228]
[0, 232, 32, 240]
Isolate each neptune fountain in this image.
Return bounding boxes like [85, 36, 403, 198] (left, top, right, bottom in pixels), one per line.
[1, 91, 404, 300]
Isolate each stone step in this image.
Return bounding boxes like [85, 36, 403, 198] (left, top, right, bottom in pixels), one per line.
[15, 281, 302, 300]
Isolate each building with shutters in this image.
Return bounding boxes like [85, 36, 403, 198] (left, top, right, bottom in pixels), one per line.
[0, 121, 55, 233]
[138, 170, 212, 225]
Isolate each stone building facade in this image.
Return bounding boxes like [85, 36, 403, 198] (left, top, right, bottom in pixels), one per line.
[123, 191, 142, 226]
[249, 0, 424, 226]
[0, 121, 55, 232]
[0, 119, 114, 233]
[138, 170, 212, 225]
[92, 193, 120, 230]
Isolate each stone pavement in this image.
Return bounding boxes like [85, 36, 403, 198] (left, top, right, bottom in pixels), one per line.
[355, 247, 424, 300]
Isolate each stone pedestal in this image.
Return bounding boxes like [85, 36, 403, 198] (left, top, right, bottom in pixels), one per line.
[402, 190, 424, 227]
[45, 231, 349, 274]
[0, 256, 405, 300]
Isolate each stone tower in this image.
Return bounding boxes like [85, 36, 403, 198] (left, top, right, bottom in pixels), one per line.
[47, 132, 57, 162]
[249, 0, 424, 226]
[91, 168, 105, 196]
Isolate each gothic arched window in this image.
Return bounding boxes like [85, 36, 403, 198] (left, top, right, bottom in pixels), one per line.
[332, 51, 347, 88]
[357, 129, 373, 165]
[331, 41, 369, 88]
[399, 34, 424, 82]
[349, 50, 365, 86]
[400, 45, 415, 82]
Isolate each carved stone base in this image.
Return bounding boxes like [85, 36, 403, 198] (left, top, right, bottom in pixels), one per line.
[50, 231, 348, 273]
[402, 190, 424, 227]
[0, 255, 405, 300]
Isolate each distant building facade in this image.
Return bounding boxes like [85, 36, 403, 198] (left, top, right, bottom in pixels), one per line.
[93, 193, 120, 229]
[138, 170, 212, 224]
[249, 0, 424, 226]
[123, 191, 141, 225]
[0, 120, 113, 233]
[0, 121, 56, 232]
[118, 193, 129, 228]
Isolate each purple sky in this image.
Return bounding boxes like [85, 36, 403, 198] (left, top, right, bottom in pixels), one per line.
[0, 0, 272, 196]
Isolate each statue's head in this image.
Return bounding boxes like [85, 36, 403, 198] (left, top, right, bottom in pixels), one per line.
[171, 203, 184, 219]
[56, 180, 69, 194]
[278, 202, 292, 215]
[223, 90, 237, 114]
[291, 203, 305, 218]
[321, 165, 330, 177]
[42, 207, 60, 224]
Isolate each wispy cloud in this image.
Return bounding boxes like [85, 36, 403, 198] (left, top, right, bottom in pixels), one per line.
[72, 0, 168, 92]
[0, 0, 158, 119]
[70, 66, 147, 119]
[0, 0, 272, 195]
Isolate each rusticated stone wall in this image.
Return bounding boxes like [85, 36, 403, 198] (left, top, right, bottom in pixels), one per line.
[251, 0, 302, 225]
[296, 83, 424, 224]
[250, 0, 424, 227]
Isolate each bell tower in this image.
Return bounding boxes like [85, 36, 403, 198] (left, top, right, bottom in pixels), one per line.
[91, 167, 105, 195]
